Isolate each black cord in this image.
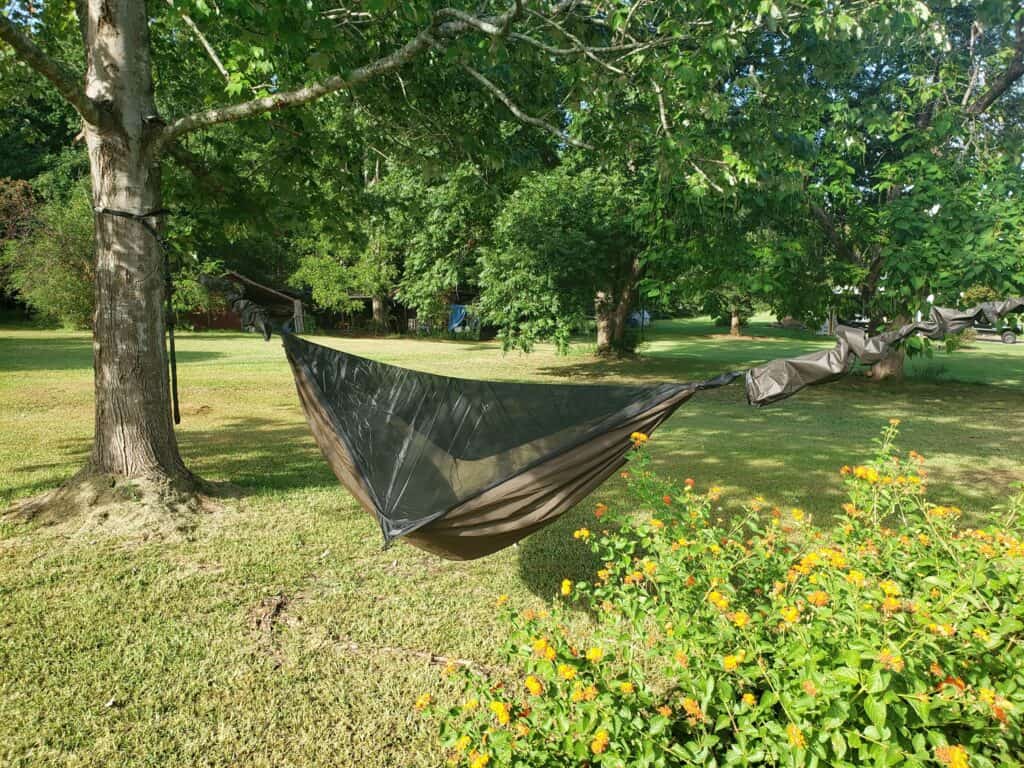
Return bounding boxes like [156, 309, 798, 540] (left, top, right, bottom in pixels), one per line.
[93, 207, 181, 426]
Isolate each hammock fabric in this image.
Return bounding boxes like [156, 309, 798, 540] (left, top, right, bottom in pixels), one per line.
[266, 299, 1019, 560]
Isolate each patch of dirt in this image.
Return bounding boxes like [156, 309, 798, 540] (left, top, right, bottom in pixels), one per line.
[250, 593, 301, 668]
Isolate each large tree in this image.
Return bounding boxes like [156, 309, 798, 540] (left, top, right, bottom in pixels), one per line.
[0, 0, 668, 515]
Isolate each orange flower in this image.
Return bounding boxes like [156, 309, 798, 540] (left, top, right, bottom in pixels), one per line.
[594, 503, 608, 518]
[571, 684, 598, 702]
[674, 650, 689, 668]
[807, 590, 830, 607]
[877, 649, 905, 672]
[684, 478, 695, 489]
[590, 730, 610, 755]
[657, 705, 673, 716]
[802, 680, 818, 697]
[681, 697, 704, 721]
[662, 494, 673, 504]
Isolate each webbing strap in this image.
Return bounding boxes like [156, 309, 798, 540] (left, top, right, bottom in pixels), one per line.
[94, 207, 180, 425]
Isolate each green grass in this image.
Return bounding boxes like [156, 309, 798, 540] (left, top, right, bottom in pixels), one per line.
[2, 317, 1023, 766]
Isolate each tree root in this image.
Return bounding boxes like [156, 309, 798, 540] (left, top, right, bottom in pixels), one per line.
[4, 464, 225, 541]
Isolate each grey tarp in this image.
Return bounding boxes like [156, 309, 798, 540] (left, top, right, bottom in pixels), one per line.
[269, 298, 1020, 560]
[746, 300, 1024, 405]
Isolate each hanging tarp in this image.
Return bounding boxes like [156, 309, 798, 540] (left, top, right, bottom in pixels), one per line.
[447, 304, 469, 332]
[745, 300, 1024, 405]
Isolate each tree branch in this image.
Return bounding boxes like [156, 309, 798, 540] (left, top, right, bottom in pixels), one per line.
[166, 0, 229, 81]
[158, 2, 527, 150]
[461, 64, 592, 149]
[809, 201, 858, 263]
[966, 16, 1024, 115]
[0, 11, 103, 125]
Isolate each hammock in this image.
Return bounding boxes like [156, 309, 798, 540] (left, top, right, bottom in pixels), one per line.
[224, 286, 1020, 560]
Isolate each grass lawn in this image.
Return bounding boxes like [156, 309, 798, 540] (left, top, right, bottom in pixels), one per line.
[2, 317, 1023, 766]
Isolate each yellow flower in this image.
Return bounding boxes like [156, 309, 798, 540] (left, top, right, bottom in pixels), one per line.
[730, 610, 750, 628]
[561, 579, 572, 597]
[585, 647, 604, 663]
[463, 697, 479, 712]
[780, 605, 800, 624]
[934, 745, 969, 768]
[557, 664, 576, 680]
[454, 735, 471, 753]
[489, 700, 510, 725]
[707, 590, 730, 610]
[525, 675, 544, 696]
[657, 705, 672, 716]
[723, 652, 745, 671]
[889, 418, 901, 426]
[879, 580, 901, 597]
[590, 730, 610, 755]
[414, 693, 432, 710]
[846, 569, 866, 587]
[596, 568, 610, 581]
[619, 681, 635, 694]
[515, 723, 530, 737]
[642, 560, 658, 577]
[807, 590, 830, 607]
[573, 528, 590, 540]
[973, 627, 990, 642]
[674, 650, 689, 668]
[649, 517, 664, 530]
[470, 754, 491, 768]
[630, 431, 649, 445]
[571, 684, 598, 702]
[742, 692, 757, 706]
[786, 723, 806, 748]
[880, 596, 901, 614]
[708, 485, 723, 500]
[791, 508, 805, 522]
[495, 594, 509, 606]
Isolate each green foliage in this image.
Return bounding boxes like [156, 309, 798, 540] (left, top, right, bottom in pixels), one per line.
[478, 166, 642, 352]
[429, 424, 1024, 766]
[1, 181, 94, 328]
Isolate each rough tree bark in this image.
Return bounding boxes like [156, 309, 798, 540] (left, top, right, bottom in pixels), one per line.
[595, 256, 642, 355]
[372, 295, 386, 326]
[83, 1, 189, 486]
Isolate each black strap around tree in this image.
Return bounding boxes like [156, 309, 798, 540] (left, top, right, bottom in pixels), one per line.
[94, 206, 180, 425]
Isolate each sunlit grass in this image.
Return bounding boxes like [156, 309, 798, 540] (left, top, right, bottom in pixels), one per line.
[2, 317, 1022, 766]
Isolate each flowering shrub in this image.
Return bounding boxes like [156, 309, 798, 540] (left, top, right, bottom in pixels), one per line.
[425, 423, 1024, 767]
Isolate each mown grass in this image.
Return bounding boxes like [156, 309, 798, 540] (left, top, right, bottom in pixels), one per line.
[2, 317, 1023, 767]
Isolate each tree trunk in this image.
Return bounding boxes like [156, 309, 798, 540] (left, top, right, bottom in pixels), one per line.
[868, 347, 906, 381]
[595, 290, 613, 355]
[730, 308, 742, 337]
[82, 1, 188, 484]
[372, 295, 386, 326]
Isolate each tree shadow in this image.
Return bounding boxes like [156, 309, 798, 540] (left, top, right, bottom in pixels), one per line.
[0, 336, 225, 372]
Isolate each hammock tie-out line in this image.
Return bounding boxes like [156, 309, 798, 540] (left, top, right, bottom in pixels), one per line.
[270, 299, 1023, 560]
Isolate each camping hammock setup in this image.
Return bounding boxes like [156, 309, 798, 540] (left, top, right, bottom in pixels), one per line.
[219, 280, 1023, 560]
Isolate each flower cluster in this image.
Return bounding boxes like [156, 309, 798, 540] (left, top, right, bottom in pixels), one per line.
[425, 425, 1024, 766]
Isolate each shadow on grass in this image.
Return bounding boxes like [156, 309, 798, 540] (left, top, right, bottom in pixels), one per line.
[0, 336, 225, 372]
